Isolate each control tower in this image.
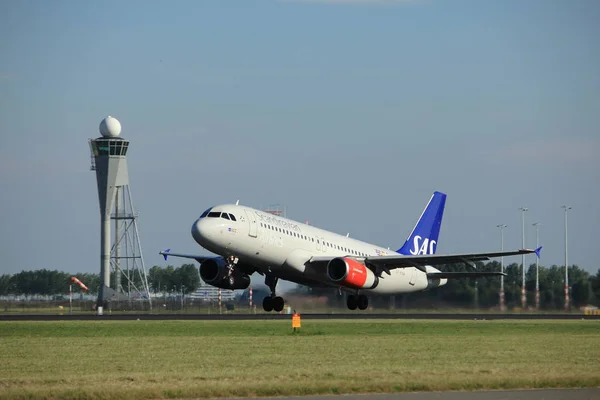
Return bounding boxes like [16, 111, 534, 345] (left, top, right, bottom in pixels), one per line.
[89, 116, 151, 313]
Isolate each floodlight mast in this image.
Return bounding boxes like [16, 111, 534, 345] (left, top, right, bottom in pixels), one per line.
[519, 207, 528, 309]
[561, 205, 572, 311]
[496, 224, 507, 311]
[532, 222, 541, 309]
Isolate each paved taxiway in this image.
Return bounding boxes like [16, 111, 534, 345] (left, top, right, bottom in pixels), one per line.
[1, 313, 599, 321]
[216, 388, 600, 400]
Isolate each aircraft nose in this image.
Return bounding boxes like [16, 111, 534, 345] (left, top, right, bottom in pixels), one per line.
[191, 218, 210, 245]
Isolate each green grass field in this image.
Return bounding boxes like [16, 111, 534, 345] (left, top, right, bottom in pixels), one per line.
[1, 320, 598, 400]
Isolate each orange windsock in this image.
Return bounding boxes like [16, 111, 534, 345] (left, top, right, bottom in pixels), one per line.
[71, 276, 88, 291]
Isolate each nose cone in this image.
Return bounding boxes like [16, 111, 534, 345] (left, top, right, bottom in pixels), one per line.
[191, 218, 210, 246]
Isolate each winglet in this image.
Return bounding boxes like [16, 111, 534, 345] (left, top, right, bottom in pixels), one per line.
[534, 246, 542, 259]
[161, 249, 171, 261]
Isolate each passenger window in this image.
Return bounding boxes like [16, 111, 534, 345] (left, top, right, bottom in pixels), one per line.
[229, 214, 237, 221]
[221, 213, 230, 220]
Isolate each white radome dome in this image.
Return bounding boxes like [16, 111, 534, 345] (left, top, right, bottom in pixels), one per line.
[99, 116, 122, 137]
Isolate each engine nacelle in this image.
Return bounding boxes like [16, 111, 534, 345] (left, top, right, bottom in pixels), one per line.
[327, 257, 378, 289]
[199, 258, 251, 290]
[425, 266, 447, 289]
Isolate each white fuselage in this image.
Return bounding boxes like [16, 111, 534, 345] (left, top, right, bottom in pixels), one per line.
[192, 204, 444, 294]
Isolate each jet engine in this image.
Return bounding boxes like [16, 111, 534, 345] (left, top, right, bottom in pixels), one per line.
[199, 257, 251, 290]
[327, 257, 378, 289]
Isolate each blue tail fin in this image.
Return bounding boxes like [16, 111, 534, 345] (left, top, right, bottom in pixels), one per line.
[397, 191, 447, 255]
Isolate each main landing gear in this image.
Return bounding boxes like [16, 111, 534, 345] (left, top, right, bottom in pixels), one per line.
[347, 294, 369, 310]
[262, 275, 285, 312]
[225, 256, 238, 286]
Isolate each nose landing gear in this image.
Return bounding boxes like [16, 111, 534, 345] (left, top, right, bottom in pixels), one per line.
[262, 274, 285, 312]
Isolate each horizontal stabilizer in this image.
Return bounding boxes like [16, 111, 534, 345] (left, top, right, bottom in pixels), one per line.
[427, 272, 506, 279]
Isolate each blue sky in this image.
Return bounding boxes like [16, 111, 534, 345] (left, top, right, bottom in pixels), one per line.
[1, 0, 599, 291]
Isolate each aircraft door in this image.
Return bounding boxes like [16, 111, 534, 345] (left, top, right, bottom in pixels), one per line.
[244, 209, 258, 238]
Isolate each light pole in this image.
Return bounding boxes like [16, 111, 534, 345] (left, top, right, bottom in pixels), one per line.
[562, 205, 572, 311]
[519, 207, 528, 309]
[181, 285, 185, 312]
[496, 224, 507, 311]
[532, 222, 541, 309]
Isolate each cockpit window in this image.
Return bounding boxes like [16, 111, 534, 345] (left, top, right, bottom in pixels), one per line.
[207, 211, 221, 218]
[229, 214, 236, 221]
[200, 207, 213, 218]
[221, 213, 230, 220]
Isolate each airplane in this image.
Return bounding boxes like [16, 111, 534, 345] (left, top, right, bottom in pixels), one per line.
[160, 191, 541, 312]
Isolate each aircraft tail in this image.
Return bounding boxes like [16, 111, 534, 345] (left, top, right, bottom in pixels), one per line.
[397, 191, 447, 255]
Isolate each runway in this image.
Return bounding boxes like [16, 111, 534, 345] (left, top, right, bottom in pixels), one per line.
[215, 389, 600, 400]
[1, 313, 599, 321]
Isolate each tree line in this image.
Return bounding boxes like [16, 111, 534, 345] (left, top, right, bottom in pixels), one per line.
[0, 264, 200, 297]
[1, 263, 599, 309]
[419, 262, 600, 309]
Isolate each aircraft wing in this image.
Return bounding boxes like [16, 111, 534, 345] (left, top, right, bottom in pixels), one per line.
[426, 271, 506, 279]
[159, 249, 213, 262]
[309, 247, 541, 277]
[367, 247, 540, 268]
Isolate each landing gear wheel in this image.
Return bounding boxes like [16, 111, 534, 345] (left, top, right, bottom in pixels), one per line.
[357, 294, 369, 310]
[263, 296, 273, 312]
[273, 296, 284, 312]
[347, 295, 357, 310]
